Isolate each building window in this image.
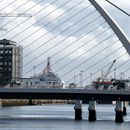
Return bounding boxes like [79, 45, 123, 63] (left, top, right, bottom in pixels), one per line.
[9, 51, 12, 54]
[4, 62, 7, 65]
[9, 62, 11, 65]
[5, 51, 8, 54]
[0, 51, 3, 54]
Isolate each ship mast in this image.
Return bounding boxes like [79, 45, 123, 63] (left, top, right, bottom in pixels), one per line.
[43, 57, 53, 75]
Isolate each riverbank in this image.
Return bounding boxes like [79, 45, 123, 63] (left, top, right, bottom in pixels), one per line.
[1, 99, 76, 106]
[2, 99, 125, 106]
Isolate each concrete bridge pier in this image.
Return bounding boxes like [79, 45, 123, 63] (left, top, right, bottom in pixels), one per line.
[28, 99, 33, 105]
[115, 101, 124, 123]
[0, 99, 2, 107]
[88, 101, 96, 121]
[74, 100, 82, 120]
[123, 102, 127, 116]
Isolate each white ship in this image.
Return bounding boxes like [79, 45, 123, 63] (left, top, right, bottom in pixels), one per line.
[22, 57, 64, 88]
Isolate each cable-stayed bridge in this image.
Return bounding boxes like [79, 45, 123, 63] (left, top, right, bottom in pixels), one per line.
[0, 0, 130, 123]
[0, 88, 130, 101]
[0, 0, 130, 87]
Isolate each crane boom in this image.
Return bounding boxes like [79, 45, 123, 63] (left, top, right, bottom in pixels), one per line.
[105, 0, 130, 16]
[103, 60, 116, 79]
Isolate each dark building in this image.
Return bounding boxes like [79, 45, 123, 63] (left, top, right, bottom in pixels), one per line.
[0, 39, 23, 86]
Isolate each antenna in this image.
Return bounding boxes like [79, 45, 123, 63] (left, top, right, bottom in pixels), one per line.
[0, 13, 32, 31]
[43, 57, 53, 75]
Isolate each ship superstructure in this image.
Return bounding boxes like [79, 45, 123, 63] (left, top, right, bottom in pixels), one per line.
[92, 60, 116, 90]
[22, 57, 64, 88]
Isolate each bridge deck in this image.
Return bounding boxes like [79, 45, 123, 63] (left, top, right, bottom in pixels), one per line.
[0, 88, 130, 101]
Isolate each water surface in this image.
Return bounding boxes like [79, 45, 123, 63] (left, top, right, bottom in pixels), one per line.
[0, 104, 130, 130]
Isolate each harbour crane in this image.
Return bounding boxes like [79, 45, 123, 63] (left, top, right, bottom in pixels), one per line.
[102, 60, 116, 80]
[0, 13, 32, 31]
[93, 60, 116, 90]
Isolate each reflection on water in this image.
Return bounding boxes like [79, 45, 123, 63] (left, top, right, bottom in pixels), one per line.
[0, 104, 130, 130]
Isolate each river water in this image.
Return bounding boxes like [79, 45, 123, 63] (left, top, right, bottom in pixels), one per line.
[0, 104, 130, 130]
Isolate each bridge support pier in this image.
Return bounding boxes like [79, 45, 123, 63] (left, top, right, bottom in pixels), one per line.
[74, 100, 82, 120]
[88, 101, 96, 121]
[28, 99, 33, 105]
[123, 102, 127, 116]
[0, 99, 2, 107]
[115, 101, 123, 123]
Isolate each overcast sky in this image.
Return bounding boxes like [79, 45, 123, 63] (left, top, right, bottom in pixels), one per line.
[0, 0, 130, 86]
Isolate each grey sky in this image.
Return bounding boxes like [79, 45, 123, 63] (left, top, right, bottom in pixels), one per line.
[0, 0, 130, 86]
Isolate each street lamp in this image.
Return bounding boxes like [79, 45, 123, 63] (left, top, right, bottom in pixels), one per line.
[33, 66, 36, 77]
[80, 70, 83, 88]
[90, 73, 93, 84]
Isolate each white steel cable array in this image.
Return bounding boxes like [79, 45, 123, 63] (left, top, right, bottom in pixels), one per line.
[0, 0, 129, 86]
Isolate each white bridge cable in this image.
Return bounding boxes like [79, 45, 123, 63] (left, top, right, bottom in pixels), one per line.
[24, 20, 106, 75]
[0, 0, 73, 39]
[0, 0, 18, 12]
[8, 0, 86, 42]
[60, 39, 120, 79]
[79, 52, 128, 86]
[22, 1, 129, 78]
[113, 58, 130, 78]
[54, 27, 112, 73]
[1, 0, 129, 84]
[116, 67, 130, 79]
[53, 33, 115, 72]
[23, 10, 100, 67]
[0, 0, 32, 21]
[67, 52, 127, 85]
[103, 59, 130, 80]
[105, 0, 130, 17]
[0, 0, 85, 41]
[22, 4, 93, 57]
[51, 23, 111, 67]
[116, 59, 130, 72]
[0, 0, 57, 37]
